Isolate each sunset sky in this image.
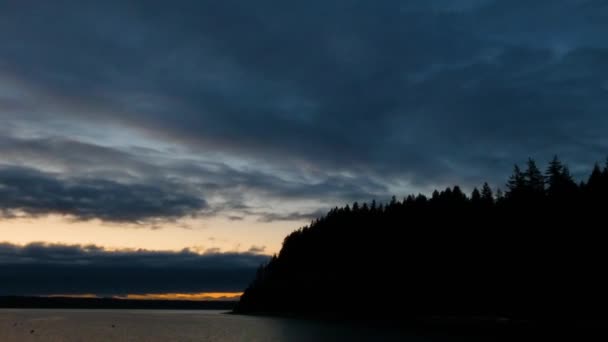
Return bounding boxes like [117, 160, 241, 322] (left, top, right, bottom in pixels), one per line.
[1, 0, 607, 297]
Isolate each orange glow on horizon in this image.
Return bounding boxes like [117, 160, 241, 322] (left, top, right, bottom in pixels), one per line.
[45, 292, 242, 301]
[115, 292, 243, 301]
[46, 294, 99, 299]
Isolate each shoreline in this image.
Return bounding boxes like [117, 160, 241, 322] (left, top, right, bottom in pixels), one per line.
[0, 296, 236, 311]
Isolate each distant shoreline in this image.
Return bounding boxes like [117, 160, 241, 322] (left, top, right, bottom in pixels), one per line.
[0, 296, 236, 310]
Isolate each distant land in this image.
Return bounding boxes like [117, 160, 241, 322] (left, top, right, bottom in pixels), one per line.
[235, 157, 608, 331]
[0, 296, 236, 310]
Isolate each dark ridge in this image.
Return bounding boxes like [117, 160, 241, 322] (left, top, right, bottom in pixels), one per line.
[235, 156, 608, 330]
[0, 296, 236, 310]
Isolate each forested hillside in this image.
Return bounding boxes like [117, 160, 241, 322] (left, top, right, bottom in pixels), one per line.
[235, 157, 608, 321]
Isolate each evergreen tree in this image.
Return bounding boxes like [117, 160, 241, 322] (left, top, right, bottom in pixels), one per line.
[415, 194, 428, 204]
[587, 163, 603, 190]
[481, 182, 494, 205]
[495, 188, 504, 202]
[452, 186, 467, 202]
[471, 187, 481, 204]
[390, 196, 398, 207]
[586, 163, 604, 201]
[545, 156, 576, 201]
[506, 165, 525, 199]
[524, 158, 545, 196]
[443, 187, 453, 200]
[560, 165, 578, 194]
[431, 190, 440, 202]
[405, 195, 415, 206]
[545, 155, 564, 192]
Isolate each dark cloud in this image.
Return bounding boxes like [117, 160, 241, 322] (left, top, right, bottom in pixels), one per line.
[0, 136, 155, 181]
[0, 166, 207, 223]
[247, 246, 266, 254]
[0, 0, 607, 217]
[0, 242, 269, 296]
[257, 210, 329, 223]
[0, 136, 387, 222]
[205, 169, 389, 203]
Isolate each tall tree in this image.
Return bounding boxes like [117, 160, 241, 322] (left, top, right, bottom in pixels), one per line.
[560, 165, 577, 191]
[390, 195, 398, 207]
[587, 163, 603, 190]
[452, 186, 467, 202]
[481, 182, 494, 205]
[495, 188, 505, 203]
[603, 157, 608, 179]
[586, 163, 604, 201]
[524, 158, 545, 196]
[431, 190, 440, 202]
[545, 156, 575, 201]
[506, 165, 525, 199]
[415, 194, 428, 204]
[471, 187, 481, 205]
[545, 155, 564, 192]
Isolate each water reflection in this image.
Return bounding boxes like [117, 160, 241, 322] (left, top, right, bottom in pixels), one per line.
[0, 309, 444, 341]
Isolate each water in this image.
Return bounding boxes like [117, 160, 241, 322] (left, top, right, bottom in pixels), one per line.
[0, 309, 437, 341]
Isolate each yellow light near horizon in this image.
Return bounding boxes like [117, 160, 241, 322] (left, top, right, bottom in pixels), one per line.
[46, 294, 99, 299]
[43, 292, 243, 301]
[0, 214, 294, 254]
[116, 292, 243, 301]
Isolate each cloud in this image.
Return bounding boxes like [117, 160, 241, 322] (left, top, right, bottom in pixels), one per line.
[0, 136, 388, 223]
[256, 210, 328, 223]
[0, 135, 155, 180]
[0, 166, 207, 223]
[0, 0, 607, 216]
[247, 245, 266, 254]
[0, 242, 269, 296]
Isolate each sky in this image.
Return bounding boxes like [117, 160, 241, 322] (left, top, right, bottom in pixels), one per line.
[1, 0, 607, 297]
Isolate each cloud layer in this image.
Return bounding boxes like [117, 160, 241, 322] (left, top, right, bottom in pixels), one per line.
[0, 135, 387, 223]
[0, 242, 269, 296]
[0, 166, 206, 223]
[1, 0, 607, 223]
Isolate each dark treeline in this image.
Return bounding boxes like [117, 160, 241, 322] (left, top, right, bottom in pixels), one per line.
[235, 157, 608, 323]
[0, 296, 236, 310]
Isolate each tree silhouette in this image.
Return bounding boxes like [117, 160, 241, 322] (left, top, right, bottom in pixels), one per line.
[235, 156, 608, 326]
[524, 158, 545, 199]
[546, 156, 577, 203]
[481, 182, 494, 206]
[586, 163, 603, 194]
[506, 165, 525, 200]
[471, 187, 481, 205]
[546, 156, 565, 190]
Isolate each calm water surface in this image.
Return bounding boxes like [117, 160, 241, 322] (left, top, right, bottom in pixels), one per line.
[0, 309, 448, 341]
